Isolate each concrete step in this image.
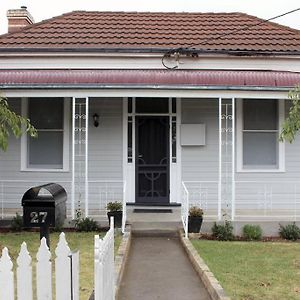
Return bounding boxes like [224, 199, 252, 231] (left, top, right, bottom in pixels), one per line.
[131, 220, 182, 237]
[132, 229, 179, 238]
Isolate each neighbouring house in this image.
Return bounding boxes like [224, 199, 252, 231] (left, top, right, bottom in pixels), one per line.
[0, 7, 300, 229]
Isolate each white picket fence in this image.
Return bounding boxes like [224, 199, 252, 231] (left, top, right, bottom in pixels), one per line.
[0, 233, 79, 300]
[94, 217, 115, 300]
[0, 224, 116, 300]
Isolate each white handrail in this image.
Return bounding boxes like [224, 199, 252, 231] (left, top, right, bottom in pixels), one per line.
[122, 181, 127, 234]
[181, 181, 189, 238]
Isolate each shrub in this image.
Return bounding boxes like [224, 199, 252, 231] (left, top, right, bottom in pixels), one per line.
[279, 223, 300, 241]
[189, 206, 204, 217]
[212, 221, 234, 241]
[75, 217, 99, 232]
[242, 224, 262, 241]
[107, 201, 122, 212]
[74, 209, 98, 232]
[11, 213, 23, 231]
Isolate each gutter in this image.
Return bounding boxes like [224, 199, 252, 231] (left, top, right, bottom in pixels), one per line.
[0, 47, 300, 57]
[0, 84, 293, 91]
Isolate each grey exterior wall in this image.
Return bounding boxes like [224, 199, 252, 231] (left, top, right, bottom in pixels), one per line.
[181, 99, 219, 181]
[0, 97, 123, 217]
[181, 98, 300, 221]
[181, 99, 219, 214]
[87, 98, 123, 213]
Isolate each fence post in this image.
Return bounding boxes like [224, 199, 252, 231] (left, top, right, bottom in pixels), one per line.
[94, 219, 115, 300]
[36, 237, 52, 300]
[0, 247, 14, 300]
[55, 233, 71, 300]
[94, 235, 103, 300]
[17, 242, 33, 300]
[69, 251, 80, 300]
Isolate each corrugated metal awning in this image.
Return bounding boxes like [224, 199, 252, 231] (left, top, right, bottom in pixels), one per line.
[0, 69, 299, 90]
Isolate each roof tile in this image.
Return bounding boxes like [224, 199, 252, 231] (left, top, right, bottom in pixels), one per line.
[0, 11, 299, 53]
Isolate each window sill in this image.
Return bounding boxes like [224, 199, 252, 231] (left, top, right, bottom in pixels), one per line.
[21, 168, 69, 173]
[237, 168, 285, 173]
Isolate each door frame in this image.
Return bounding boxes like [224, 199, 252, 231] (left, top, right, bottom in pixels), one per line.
[123, 97, 182, 205]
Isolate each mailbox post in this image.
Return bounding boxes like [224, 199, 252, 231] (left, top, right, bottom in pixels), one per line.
[22, 183, 67, 248]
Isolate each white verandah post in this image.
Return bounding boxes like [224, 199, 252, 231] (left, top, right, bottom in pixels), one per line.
[231, 98, 236, 221]
[218, 98, 235, 221]
[72, 98, 75, 219]
[72, 97, 89, 219]
[218, 98, 222, 221]
[85, 98, 89, 217]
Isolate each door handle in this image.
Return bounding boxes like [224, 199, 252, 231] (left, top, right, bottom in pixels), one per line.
[138, 154, 143, 158]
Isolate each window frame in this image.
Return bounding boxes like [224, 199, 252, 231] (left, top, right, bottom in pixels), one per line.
[21, 97, 70, 172]
[236, 99, 285, 173]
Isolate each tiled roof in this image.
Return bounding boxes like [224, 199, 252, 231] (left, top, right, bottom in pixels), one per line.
[0, 11, 300, 53]
[0, 69, 299, 89]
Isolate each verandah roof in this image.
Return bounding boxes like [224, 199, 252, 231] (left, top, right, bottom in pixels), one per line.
[0, 69, 299, 90]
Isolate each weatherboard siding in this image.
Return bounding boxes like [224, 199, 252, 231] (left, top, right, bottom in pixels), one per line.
[1, 97, 300, 219]
[0, 97, 123, 215]
[181, 99, 300, 218]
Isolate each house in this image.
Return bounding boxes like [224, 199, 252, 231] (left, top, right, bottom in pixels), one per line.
[0, 7, 300, 231]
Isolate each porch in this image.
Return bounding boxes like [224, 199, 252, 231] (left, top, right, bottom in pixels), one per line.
[1, 92, 300, 234]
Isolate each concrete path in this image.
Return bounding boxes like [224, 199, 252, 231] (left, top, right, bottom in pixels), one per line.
[118, 236, 212, 300]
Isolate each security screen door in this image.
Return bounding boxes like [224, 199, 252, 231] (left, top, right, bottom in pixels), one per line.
[135, 116, 170, 204]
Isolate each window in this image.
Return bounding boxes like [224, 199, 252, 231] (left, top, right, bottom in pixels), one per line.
[21, 98, 69, 171]
[237, 99, 284, 172]
[128, 116, 133, 163]
[136, 98, 169, 113]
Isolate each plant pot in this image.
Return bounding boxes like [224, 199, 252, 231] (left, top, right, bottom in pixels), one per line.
[107, 211, 123, 228]
[188, 216, 203, 233]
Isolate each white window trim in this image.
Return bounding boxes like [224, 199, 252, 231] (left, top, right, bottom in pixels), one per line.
[236, 99, 285, 173]
[21, 97, 70, 172]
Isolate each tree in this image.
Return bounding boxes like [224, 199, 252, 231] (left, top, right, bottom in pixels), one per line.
[280, 86, 300, 143]
[0, 96, 37, 151]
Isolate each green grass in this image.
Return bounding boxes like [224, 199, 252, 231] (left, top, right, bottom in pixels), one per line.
[0, 231, 122, 299]
[191, 239, 300, 300]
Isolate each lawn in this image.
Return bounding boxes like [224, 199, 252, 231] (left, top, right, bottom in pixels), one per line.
[191, 239, 300, 300]
[0, 231, 122, 299]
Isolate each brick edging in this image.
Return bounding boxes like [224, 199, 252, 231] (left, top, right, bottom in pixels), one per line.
[115, 226, 132, 299]
[178, 231, 230, 300]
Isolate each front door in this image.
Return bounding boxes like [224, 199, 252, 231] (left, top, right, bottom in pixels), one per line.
[136, 116, 170, 204]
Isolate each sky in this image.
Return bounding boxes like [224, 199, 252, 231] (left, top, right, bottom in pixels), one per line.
[0, 0, 300, 34]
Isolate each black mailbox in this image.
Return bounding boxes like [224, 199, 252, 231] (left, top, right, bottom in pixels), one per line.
[22, 183, 67, 228]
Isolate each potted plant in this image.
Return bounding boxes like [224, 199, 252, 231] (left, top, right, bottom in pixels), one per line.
[106, 201, 123, 228]
[188, 206, 204, 233]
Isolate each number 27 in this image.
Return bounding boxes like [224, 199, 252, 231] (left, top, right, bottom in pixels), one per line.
[30, 212, 48, 223]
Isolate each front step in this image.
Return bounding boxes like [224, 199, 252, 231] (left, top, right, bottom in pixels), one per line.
[127, 205, 182, 237]
[132, 229, 179, 238]
[131, 220, 182, 237]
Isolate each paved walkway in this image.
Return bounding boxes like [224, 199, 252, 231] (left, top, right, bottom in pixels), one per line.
[118, 236, 211, 300]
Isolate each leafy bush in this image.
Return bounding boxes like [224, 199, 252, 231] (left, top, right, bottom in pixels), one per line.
[212, 221, 234, 241]
[189, 206, 204, 217]
[279, 223, 300, 241]
[107, 201, 122, 212]
[74, 209, 98, 232]
[11, 213, 23, 231]
[75, 217, 99, 232]
[242, 224, 262, 241]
